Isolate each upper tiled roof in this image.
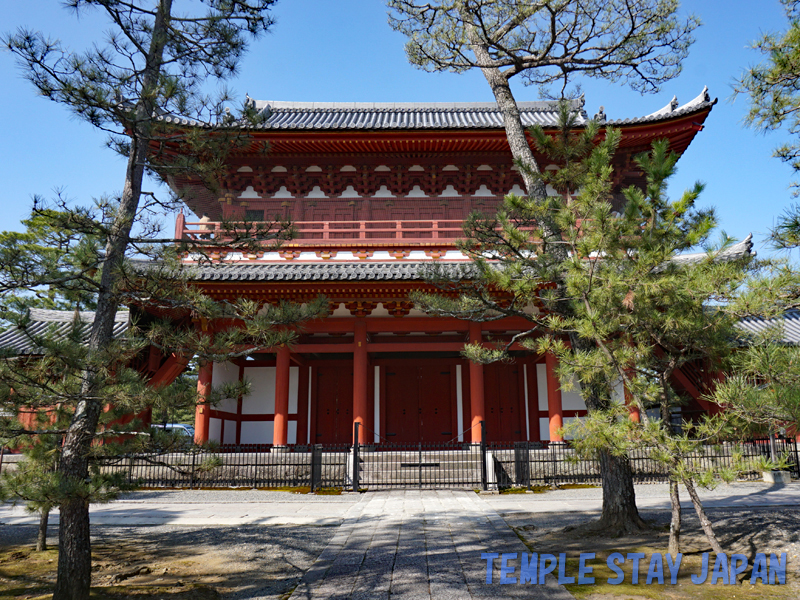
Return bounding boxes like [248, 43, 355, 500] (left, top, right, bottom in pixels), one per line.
[735, 310, 800, 345]
[0, 308, 129, 355]
[185, 234, 752, 284]
[159, 88, 714, 131]
[185, 261, 466, 282]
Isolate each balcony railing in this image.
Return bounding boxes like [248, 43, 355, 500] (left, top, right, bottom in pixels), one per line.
[176, 217, 467, 245]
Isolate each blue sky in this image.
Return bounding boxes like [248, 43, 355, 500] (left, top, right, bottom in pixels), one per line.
[0, 0, 795, 255]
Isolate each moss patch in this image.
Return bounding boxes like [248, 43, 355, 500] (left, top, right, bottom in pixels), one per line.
[0, 546, 223, 599]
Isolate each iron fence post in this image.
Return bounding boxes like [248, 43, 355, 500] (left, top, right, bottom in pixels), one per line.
[480, 420, 487, 491]
[311, 444, 322, 492]
[514, 441, 530, 488]
[190, 451, 197, 490]
[419, 442, 423, 490]
[792, 437, 800, 479]
[353, 422, 360, 492]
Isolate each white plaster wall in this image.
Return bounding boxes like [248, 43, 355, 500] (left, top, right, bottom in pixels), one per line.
[539, 418, 550, 441]
[212, 362, 240, 413]
[535, 364, 587, 411]
[240, 421, 271, 445]
[289, 367, 299, 414]
[209, 418, 222, 444]
[223, 420, 237, 445]
[240, 366, 300, 415]
[242, 367, 275, 414]
[561, 377, 587, 410]
[536, 363, 548, 411]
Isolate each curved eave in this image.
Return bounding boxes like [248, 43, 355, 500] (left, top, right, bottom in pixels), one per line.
[155, 103, 713, 158]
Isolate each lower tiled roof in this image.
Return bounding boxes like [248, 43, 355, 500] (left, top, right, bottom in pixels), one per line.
[0, 308, 129, 355]
[184, 261, 472, 282]
[736, 310, 800, 345]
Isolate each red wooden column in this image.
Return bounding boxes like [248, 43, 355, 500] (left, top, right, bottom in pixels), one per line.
[195, 361, 212, 444]
[545, 352, 564, 442]
[273, 345, 291, 447]
[624, 381, 641, 423]
[469, 322, 485, 443]
[353, 319, 369, 444]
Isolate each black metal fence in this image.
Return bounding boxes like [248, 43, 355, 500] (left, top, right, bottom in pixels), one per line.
[92, 427, 800, 491]
[96, 443, 352, 491]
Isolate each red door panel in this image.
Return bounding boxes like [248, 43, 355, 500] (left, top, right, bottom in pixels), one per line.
[419, 367, 453, 442]
[315, 365, 353, 444]
[484, 363, 522, 442]
[385, 366, 420, 443]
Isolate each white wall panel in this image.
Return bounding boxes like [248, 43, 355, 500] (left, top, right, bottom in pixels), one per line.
[536, 363, 548, 411]
[240, 421, 271, 445]
[213, 362, 240, 414]
[288, 420, 297, 445]
[223, 420, 237, 445]
[242, 367, 275, 414]
[539, 418, 550, 441]
[562, 377, 587, 410]
[289, 367, 299, 414]
[209, 418, 222, 443]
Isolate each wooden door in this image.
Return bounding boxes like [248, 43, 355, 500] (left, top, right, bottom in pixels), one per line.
[484, 363, 523, 441]
[314, 365, 353, 444]
[419, 366, 453, 442]
[384, 365, 420, 443]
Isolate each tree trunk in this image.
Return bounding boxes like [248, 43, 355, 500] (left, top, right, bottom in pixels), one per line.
[684, 478, 724, 554]
[586, 450, 648, 533]
[669, 480, 681, 555]
[36, 507, 49, 552]
[52, 3, 173, 599]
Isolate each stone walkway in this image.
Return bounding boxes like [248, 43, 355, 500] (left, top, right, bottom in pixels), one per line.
[289, 490, 574, 600]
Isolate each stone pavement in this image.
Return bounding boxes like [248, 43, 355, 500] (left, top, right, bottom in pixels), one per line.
[289, 490, 574, 600]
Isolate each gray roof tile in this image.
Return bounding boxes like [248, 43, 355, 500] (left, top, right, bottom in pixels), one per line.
[184, 261, 452, 282]
[0, 308, 129, 355]
[736, 310, 800, 345]
[160, 88, 714, 132]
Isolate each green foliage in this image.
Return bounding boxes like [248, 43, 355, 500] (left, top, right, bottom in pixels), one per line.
[388, 0, 699, 95]
[0, 207, 102, 323]
[738, 1, 800, 189]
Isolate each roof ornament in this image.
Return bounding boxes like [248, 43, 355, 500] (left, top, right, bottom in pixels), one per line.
[258, 103, 273, 122]
[222, 106, 236, 125]
[593, 105, 606, 123]
[669, 95, 678, 112]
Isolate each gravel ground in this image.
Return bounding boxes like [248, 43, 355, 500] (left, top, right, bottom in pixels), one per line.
[502, 505, 800, 563]
[0, 523, 336, 600]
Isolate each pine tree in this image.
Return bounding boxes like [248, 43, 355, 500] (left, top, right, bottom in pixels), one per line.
[389, 0, 699, 533]
[0, 3, 329, 599]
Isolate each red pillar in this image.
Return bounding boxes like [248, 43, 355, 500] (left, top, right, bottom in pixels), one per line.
[273, 345, 291, 447]
[545, 352, 564, 442]
[353, 319, 369, 444]
[624, 381, 641, 423]
[469, 322, 485, 443]
[195, 361, 212, 444]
